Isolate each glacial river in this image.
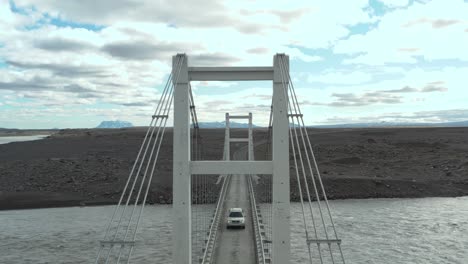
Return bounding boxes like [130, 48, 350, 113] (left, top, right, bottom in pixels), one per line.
[1, 197, 467, 264]
[0, 135, 49, 145]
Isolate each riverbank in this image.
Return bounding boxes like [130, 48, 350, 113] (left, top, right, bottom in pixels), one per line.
[1, 127, 467, 210]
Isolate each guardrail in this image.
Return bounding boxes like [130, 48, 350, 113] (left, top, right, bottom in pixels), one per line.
[200, 174, 231, 264]
[247, 175, 268, 264]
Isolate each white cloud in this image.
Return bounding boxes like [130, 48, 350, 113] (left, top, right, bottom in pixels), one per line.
[307, 71, 373, 85]
[0, 0, 467, 128]
[292, 65, 468, 124]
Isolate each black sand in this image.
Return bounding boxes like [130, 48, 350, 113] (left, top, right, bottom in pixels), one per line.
[1, 127, 467, 210]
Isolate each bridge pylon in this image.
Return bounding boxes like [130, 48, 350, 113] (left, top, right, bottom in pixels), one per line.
[172, 54, 290, 264]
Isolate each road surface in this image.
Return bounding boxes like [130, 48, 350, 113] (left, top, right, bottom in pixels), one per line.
[212, 174, 256, 264]
[212, 145, 256, 264]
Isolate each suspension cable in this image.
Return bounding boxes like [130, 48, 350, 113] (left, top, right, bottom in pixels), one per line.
[282, 59, 345, 262]
[278, 57, 319, 263]
[280, 58, 337, 262]
[96, 56, 184, 264]
[123, 81, 176, 263]
[116, 57, 183, 263]
[97, 68, 176, 263]
[128, 56, 184, 260]
[278, 55, 345, 263]
[97, 65, 174, 251]
[279, 56, 333, 262]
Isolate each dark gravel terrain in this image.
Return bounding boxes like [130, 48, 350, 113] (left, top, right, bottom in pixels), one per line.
[0, 127, 467, 210]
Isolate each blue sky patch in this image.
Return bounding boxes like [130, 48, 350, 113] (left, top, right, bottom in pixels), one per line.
[366, 0, 389, 16]
[9, 0, 34, 16]
[47, 15, 105, 31]
[10, 1, 105, 31]
[289, 45, 367, 74]
[26, 13, 105, 31]
[343, 22, 379, 40]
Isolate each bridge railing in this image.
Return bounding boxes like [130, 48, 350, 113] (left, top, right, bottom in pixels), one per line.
[200, 174, 231, 264]
[248, 174, 268, 264]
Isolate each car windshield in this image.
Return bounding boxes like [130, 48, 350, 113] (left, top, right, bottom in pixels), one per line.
[229, 211, 243, 218]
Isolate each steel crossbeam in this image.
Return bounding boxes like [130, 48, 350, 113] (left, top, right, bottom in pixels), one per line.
[188, 67, 274, 81]
[191, 161, 273, 175]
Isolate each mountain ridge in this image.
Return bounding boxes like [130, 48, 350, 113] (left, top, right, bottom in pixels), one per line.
[96, 120, 133, 129]
[311, 120, 468, 128]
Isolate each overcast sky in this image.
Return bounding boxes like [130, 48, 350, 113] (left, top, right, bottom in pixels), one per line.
[0, 0, 467, 129]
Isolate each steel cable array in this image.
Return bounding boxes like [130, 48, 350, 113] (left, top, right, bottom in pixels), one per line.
[189, 83, 227, 263]
[95, 56, 184, 264]
[278, 55, 346, 264]
[190, 82, 205, 263]
[198, 113, 233, 264]
[250, 111, 273, 262]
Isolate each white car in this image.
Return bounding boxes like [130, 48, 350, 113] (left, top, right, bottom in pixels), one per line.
[226, 208, 245, 229]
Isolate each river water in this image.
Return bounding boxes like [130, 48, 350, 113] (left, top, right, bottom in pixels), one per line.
[0, 135, 49, 145]
[1, 197, 467, 264]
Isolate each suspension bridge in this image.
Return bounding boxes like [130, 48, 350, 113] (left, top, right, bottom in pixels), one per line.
[94, 54, 345, 264]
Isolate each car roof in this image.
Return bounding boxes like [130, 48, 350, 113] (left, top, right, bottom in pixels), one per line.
[228, 208, 243, 212]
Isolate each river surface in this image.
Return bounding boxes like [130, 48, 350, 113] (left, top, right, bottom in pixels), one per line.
[1, 197, 467, 264]
[0, 135, 48, 145]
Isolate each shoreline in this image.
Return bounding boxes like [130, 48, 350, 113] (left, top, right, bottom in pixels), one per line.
[2, 192, 467, 211]
[2, 178, 467, 211]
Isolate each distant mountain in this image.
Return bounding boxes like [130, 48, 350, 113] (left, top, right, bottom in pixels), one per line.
[442, 120, 468, 127]
[96, 120, 133, 129]
[312, 120, 468, 128]
[198, 121, 259, 128]
[0, 128, 20, 132]
[195, 120, 468, 128]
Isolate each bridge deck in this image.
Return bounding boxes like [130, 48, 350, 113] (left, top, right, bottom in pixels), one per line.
[212, 174, 256, 264]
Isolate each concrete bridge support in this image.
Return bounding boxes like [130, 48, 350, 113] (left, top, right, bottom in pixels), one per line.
[172, 54, 290, 264]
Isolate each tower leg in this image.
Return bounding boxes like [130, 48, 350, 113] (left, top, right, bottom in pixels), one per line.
[172, 54, 192, 264]
[272, 54, 290, 264]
